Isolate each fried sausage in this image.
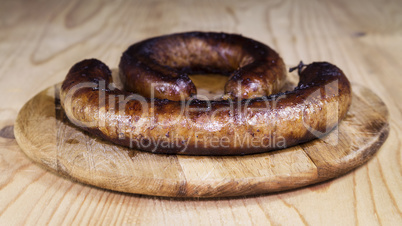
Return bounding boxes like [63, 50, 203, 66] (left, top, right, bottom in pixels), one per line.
[60, 58, 351, 155]
[119, 32, 287, 100]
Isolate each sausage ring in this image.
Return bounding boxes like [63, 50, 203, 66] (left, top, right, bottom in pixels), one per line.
[60, 32, 351, 155]
[119, 32, 287, 100]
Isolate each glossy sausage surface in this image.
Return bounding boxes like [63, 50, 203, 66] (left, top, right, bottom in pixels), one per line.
[119, 32, 287, 100]
[60, 57, 351, 155]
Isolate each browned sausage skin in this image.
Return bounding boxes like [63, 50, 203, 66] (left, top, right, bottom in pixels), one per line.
[119, 32, 287, 100]
[60, 59, 351, 155]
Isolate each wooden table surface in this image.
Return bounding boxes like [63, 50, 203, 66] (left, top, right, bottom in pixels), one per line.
[1, 0, 401, 225]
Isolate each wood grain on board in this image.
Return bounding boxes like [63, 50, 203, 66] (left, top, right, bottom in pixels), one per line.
[1, 0, 401, 224]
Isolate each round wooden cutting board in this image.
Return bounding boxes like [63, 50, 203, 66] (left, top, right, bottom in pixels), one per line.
[14, 79, 389, 198]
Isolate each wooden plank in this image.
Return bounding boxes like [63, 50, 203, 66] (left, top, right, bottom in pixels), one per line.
[1, 0, 401, 224]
